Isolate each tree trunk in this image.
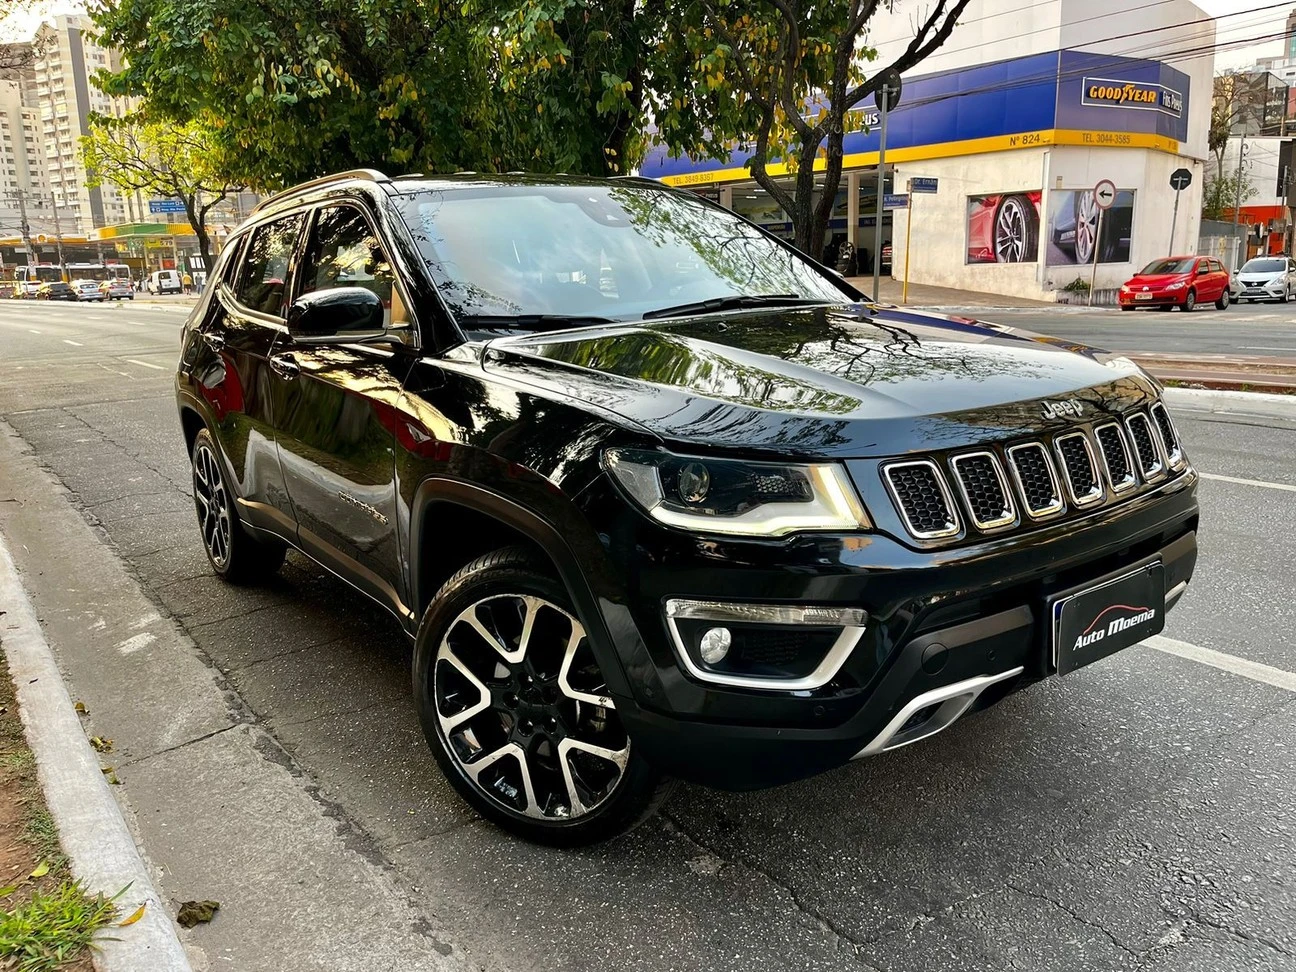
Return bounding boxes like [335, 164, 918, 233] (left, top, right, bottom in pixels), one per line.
[183, 194, 212, 275]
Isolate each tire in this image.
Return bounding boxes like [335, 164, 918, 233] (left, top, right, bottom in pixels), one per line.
[190, 428, 287, 583]
[1120, 305, 1134, 312]
[413, 546, 672, 845]
[1073, 191, 1099, 265]
[1215, 289, 1229, 310]
[992, 195, 1039, 263]
[1183, 289, 1196, 312]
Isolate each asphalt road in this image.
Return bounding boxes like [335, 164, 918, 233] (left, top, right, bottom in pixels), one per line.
[2, 300, 1295, 972]
[958, 303, 1296, 358]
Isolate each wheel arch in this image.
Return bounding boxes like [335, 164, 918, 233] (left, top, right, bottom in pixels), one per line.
[179, 403, 206, 457]
[408, 477, 632, 699]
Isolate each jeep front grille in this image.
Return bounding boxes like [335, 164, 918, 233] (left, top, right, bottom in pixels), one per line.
[1125, 412, 1165, 480]
[1006, 443, 1064, 518]
[882, 460, 960, 540]
[1094, 422, 1136, 493]
[1150, 403, 1183, 468]
[950, 452, 1015, 530]
[1055, 432, 1104, 506]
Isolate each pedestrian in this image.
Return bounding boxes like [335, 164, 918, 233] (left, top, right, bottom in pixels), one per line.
[182, 271, 193, 295]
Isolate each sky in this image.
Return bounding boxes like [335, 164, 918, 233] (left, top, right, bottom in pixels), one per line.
[1199, 1, 1296, 69]
[1, 1, 1295, 72]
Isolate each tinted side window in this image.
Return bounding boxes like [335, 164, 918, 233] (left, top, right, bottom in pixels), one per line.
[235, 214, 304, 317]
[218, 237, 245, 289]
[299, 205, 408, 325]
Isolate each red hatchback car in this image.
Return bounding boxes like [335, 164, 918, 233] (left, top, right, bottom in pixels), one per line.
[1119, 256, 1231, 312]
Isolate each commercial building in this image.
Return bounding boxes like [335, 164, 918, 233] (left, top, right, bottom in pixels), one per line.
[640, 0, 1215, 301]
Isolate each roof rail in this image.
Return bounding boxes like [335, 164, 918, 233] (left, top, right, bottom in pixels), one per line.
[251, 168, 391, 215]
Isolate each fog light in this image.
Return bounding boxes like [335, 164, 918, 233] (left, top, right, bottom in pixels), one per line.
[698, 626, 732, 664]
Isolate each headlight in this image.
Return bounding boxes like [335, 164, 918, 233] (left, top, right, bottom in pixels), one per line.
[603, 448, 870, 537]
[1165, 282, 1185, 291]
[1269, 277, 1285, 288]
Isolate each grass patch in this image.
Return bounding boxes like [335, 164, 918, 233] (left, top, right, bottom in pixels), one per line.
[0, 881, 118, 972]
[21, 808, 65, 874]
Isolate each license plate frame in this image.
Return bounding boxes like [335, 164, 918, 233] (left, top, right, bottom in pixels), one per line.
[1051, 560, 1165, 676]
[1134, 293, 1153, 301]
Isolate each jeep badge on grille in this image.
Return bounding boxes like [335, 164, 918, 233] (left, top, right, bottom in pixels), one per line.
[1042, 399, 1084, 420]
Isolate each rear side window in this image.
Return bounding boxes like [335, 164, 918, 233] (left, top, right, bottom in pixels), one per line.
[235, 214, 304, 317]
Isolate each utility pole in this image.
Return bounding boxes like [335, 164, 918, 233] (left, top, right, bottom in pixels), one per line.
[4, 190, 35, 270]
[48, 195, 67, 282]
[872, 84, 890, 303]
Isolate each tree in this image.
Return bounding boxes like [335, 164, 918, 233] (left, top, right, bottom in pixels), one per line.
[644, 0, 975, 257]
[91, 0, 502, 190]
[81, 115, 245, 270]
[1201, 169, 1255, 223]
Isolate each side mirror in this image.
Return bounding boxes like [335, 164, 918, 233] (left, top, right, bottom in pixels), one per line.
[287, 287, 386, 343]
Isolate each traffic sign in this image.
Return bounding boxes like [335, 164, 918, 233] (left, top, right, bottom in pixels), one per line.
[1093, 179, 1117, 210]
[883, 193, 909, 210]
[909, 177, 938, 194]
[1169, 168, 1192, 191]
[874, 68, 902, 113]
[148, 199, 186, 214]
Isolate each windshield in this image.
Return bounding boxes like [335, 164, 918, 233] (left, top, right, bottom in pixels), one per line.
[1139, 259, 1196, 275]
[1241, 258, 1285, 273]
[393, 183, 852, 331]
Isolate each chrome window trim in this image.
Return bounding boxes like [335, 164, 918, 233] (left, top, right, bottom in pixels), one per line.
[1093, 421, 1137, 494]
[1125, 412, 1166, 482]
[1006, 442, 1065, 519]
[881, 459, 962, 540]
[663, 599, 868, 692]
[950, 451, 1017, 531]
[1053, 431, 1105, 507]
[1150, 402, 1186, 470]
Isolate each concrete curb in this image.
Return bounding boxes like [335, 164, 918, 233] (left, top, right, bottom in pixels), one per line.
[0, 533, 193, 972]
[1164, 386, 1296, 414]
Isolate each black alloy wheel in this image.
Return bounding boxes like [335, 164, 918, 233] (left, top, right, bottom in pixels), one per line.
[190, 427, 286, 582]
[415, 546, 671, 845]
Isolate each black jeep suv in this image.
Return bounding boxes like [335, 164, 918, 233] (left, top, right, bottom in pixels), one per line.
[176, 170, 1198, 844]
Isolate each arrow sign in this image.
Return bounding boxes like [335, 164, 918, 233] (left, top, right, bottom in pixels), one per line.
[1169, 168, 1192, 191]
[1093, 179, 1117, 211]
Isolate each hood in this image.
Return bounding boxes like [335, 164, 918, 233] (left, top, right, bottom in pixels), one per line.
[481, 304, 1158, 459]
[1238, 271, 1284, 282]
[1125, 273, 1189, 288]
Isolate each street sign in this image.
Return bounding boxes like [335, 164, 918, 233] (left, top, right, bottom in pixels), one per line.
[884, 193, 909, 210]
[874, 68, 902, 113]
[148, 199, 186, 214]
[909, 177, 938, 194]
[1093, 179, 1117, 211]
[1170, 168, 1193, 191]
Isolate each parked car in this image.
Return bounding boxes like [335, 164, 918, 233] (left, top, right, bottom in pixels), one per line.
[148, 269, 182, 294]
[177, 171, 1199, 844]
[1118, 256, 1231, 312]
[36, 281, 76, 301]
[70, 279, 105, 302]
[967, 192, 1041, 263]
[1232, 256, 1296, 303]
[100, 279, 135, 301]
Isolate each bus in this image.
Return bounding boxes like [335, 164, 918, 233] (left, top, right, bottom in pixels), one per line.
[9, 263, 132, 295]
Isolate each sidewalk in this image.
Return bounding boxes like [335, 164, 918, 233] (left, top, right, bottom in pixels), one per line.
[844, 275, 1060, 309]
[0, 420, 476, 972]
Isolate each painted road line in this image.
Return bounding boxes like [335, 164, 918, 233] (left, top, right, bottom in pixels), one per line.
[1199, 472, 1296, 493]
[1239, 346, 1296, 351]
[124, 358, 166, 371]
[62, 339, 83, 346]
[27, 329, 40, 334]
[1144, 635, 1296, 694]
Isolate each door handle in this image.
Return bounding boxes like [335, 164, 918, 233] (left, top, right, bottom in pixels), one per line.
[269, 353, 300, 380]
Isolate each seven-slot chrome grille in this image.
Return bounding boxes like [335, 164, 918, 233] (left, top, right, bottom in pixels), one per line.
[882, 405, 1187, 544]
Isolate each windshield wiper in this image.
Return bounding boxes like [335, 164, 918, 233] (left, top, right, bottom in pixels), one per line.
[640, 294, 831, 321]
[458, 313, 617, 332]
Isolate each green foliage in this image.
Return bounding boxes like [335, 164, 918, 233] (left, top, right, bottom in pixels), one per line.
[0, 880, 118, 972]
[92, 0, 501, 189]
[1061, 277, 1090, 293]
[1202, 170, 1255, 222]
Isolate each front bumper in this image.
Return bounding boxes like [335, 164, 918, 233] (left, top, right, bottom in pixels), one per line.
[1119, 291, 1184, 307]
[1236, 283, 1285, 300]
[591, 472, 1198, 790]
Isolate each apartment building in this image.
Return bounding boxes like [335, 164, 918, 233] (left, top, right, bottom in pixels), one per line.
[28, 13, 132, 232]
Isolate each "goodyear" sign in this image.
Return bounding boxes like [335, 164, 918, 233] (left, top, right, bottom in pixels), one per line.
[1082, 77, 1183, 118]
